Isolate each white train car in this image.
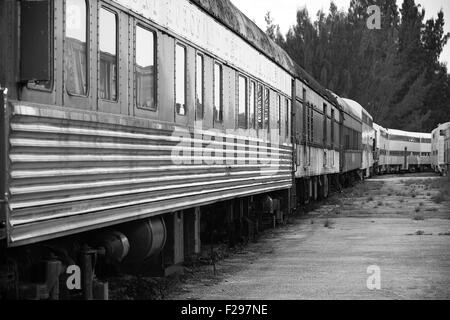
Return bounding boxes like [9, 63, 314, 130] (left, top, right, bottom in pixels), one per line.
[432, 122, 450, 175]
[342, 99, 375, 178]
[386, 129, 431, 172]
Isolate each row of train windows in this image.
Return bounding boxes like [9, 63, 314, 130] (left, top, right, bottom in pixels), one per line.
[237, 76, 291, 136]
[388, 135, 431, 144]
[344, 129, 361, 150]
[303, 101, 335, 145]
[389, 151, 430, 156]
[64, 0, 290, 134]
[65, 0, 120, 100]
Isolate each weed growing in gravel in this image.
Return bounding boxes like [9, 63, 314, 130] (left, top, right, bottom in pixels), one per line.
[324, 219, 334, 228]
[433, 192, 444, 204]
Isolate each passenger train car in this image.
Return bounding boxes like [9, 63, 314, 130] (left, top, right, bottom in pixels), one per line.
[342, 98, 375, 178]
[0, 0, 441, 300]
[373, 126, 432, 173]
[0, 0, 334, 299]
[431, 123, 450, 175]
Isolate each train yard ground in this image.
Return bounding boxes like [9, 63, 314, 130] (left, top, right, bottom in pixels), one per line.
[110, 173, 450, 300]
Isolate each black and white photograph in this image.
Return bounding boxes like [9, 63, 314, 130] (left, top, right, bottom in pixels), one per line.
[0, 0, 449, 305]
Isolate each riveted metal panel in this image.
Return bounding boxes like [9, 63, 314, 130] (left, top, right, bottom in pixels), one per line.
[5, 102, 292, 246]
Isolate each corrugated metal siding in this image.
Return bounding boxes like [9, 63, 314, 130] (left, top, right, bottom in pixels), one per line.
[342, 151, 362, 173]
[6, 103, 293, 246]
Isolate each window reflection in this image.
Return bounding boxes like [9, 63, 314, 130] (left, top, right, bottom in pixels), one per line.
[257, 84, 263, 129]
[214, 63, 223, 123]
[99, 8, 117, 101]
[65, 0, 87, 96]
[135, 26, 155, 110]
[264, 88, 270, 130]
[196, 54, 204, 120]
[176, 44, 186, 116]
[238, 76, 247, 129]
[249, 81, 255, 129]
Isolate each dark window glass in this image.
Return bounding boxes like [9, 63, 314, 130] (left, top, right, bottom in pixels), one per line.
[264, 88, 270, 130]
[286, 98, 290, 139]
[214, 63, 223, 123]
[176, 44, 186, 115]
[196, 54, 204, 119]
[65, 0, 88, 95]
[249, 81, 255, 129]
[331, 109, 335, 143]
[21, 0, 53, 90]
[135, 26, 156, 110]
[238, 75, 247, 129]
[99, 8, 117, 101]
[323, 104, 327, 144]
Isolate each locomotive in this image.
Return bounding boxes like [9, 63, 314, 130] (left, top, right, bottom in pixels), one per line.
[0, 0, 441, 299]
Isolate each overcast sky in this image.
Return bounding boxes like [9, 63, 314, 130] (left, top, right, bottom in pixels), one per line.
[230, 0, 450, 65]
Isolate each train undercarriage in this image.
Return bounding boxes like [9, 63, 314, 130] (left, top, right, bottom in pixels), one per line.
[0, 169, 367, 300]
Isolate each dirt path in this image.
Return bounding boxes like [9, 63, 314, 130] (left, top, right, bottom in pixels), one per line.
[167, 173, 450, 300]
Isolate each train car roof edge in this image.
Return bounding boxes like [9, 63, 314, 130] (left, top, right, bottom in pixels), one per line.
[190, 0, 339, 106]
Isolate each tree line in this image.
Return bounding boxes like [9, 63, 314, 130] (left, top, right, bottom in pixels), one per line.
[265, 0, 450, 132]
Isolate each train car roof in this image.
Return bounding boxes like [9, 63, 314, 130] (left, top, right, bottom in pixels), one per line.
[342, 98, 373, 121]
[339, 98, 362, 121]
[373, 123, 387, 132]
[327, 92, 359, 119]
[388, 128, 431, 139]
[431, 122, 450, 134]
[191, 0, 338, 105]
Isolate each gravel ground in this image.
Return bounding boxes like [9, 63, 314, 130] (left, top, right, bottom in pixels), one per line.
[163, 173, 450, 300]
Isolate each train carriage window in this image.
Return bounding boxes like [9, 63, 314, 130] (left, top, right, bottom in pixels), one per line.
[277, 95, 281, 135]
[135, 26, 156, 110]
[213, 63, 223, 123]
[264, 88, 270, 131]
[99, 8, 118, 101]
[331, 109, 335, 144]
[65, 0, 88, 96]
[257, 84, 263, 129]
[176, 44, 187, 116]
[286, 98, 291, 139]
[238, 75, 248, 129]
[249, 81, 256, 129]
[21, 0, 53, 90]
[196, 54, 204, 120]
[323, 104, 327, 145]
